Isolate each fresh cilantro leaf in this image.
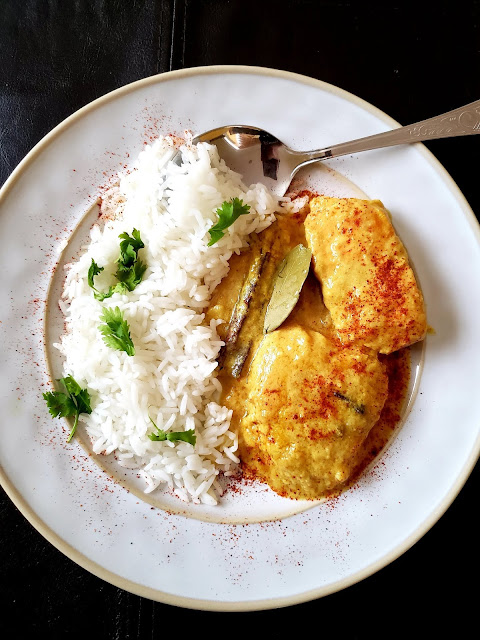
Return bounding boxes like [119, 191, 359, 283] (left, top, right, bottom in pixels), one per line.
[88, 259, 104, 289]
[74, 387, 93, 415]
[88, 259, 114, 301]
[43, 376, 92, 442]
[43, 390, 77, 418]
[147, 428, 167, 441]
[94, 287, 115, 302]
[208, 228, 225, 246]
[115, 229, 146, 291]
[166, 430, 197, 444]
[99, 306, 135, 356]
[61, 374, 82, 397]
[115, 257, 147, 292]
[87, 229, 146, 299]
[148, 417, 196, 445]
[208, 198, 251, 246]
[117, 229, 144, 269]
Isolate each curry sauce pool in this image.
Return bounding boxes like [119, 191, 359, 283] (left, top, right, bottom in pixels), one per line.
[206, 199, 414, 500]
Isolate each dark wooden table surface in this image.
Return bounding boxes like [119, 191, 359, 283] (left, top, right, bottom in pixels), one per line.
[1, 1, 478, 636]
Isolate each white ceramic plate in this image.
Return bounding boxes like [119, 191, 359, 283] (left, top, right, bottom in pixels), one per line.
[1, 66, 479, 611]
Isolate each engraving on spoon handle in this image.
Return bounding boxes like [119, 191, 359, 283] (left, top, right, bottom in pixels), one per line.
[304, 98, 480, 162]
[406, 100, 480, 138]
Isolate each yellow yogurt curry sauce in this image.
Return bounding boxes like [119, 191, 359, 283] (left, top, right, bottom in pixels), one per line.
[205, 196, 427, 501]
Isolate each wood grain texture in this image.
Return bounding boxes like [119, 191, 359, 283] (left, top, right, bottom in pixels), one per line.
[1, 0, 478, 635]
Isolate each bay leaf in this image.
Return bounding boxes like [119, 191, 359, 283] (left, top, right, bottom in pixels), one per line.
[264, 244, 312, 333]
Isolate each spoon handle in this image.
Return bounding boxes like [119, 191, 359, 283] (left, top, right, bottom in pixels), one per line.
[301, 98, 480, 163]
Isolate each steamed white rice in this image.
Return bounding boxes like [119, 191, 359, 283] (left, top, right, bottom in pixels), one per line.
[55, 135, 278, 505]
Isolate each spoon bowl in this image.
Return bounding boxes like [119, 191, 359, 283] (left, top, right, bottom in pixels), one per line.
[192, 125, 300, 197]
[184, 99, 480, 197]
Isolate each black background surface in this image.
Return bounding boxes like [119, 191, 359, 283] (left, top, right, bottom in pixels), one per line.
[1, 0, 478, 636]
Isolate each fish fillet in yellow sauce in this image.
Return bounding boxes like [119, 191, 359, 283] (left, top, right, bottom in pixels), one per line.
[305, 196, 427, 354]
[206, 199, 417, 500]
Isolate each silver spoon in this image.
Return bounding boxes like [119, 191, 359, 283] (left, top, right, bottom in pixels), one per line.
[186, 99, 480, 197]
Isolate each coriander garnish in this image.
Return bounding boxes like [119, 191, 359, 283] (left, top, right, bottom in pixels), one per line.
[208, 198, 250, 246]
[99, 306, 135, 356]
[148, 417, 196, 445]
[43, 375, 92, 442]
[88, 229, 147, 300]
